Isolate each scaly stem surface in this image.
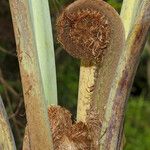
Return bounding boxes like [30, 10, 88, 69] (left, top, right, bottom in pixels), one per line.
[9, 0, 54, 149]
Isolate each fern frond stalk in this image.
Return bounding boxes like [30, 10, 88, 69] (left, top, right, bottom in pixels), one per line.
[99, 0, 150, 149]
[9, 0, 55, 149]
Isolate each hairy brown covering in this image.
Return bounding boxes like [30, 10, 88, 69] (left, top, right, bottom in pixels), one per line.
[86, 107, 102, 149]
[23, 105, 101, 149]
[57, 0, 122, 62]
[59, 122, 91, 150]
[48, 106, 97, 150]
[48, 106, 72, 149]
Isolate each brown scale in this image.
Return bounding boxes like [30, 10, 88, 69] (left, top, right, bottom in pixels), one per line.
[48, 106, 92, 150]
[57, 5, 111, 62]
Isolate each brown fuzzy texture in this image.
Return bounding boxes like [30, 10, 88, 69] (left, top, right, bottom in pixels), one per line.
[23, 106, 102, 149]
[56, 0, 123, 62]
[48, 106, 95, 150]
[69, 122, 91, 149]
[59, 122, 91, 150]
[86, 107, 102, 149]
[48, 105, 72, 149]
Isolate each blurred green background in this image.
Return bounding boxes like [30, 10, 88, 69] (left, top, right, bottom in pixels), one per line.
[0, 0, 149, 149]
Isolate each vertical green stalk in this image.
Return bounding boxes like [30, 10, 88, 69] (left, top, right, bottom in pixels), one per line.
[9, 0, 55, 149]
[0, 96, 16, 150]
[29, 0, 57, 105]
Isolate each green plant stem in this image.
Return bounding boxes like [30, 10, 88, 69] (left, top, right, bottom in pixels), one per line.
[28, 0, 57, 105]
[9, 0, 54, 149]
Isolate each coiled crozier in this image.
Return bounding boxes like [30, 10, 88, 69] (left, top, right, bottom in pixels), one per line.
[57, 0, 125, 62]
